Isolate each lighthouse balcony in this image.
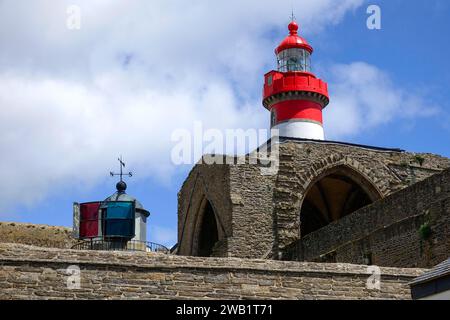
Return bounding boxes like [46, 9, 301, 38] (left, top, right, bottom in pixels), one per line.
[263, 70, 329, 103]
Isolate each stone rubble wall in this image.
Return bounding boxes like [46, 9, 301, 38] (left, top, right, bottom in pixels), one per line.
[270, 142, 450, 255]
[177, 161, 232, 256]
[178, 140, 449, 259]
[289, 168, 450, 268]
[0, 243, 425, 300]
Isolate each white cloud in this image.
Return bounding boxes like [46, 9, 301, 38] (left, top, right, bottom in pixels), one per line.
[324, 62, 441, 139]
[0, 0, 367, 213]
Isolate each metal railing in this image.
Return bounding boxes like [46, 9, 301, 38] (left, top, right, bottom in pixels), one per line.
[71, 239, 169, 253]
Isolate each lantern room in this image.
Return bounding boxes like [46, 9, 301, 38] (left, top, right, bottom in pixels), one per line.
[277, 48, 311, 73]
[275, 21, 312, 73]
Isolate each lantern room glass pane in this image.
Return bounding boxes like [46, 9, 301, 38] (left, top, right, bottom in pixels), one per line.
[103, 201, 135, 238]
[105, 202, 134, 219]
[104, 220, 134, 238]
[79, 202, 101, 238]
[277, 48, 311, 72]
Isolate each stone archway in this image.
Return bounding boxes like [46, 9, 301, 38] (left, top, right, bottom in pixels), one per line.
[177, 168, 229, 257]
[197, 199, 219, 257]
[299, 165, 382, 237]
[272, 153, 387, 256]
[191, 196, 220, 257]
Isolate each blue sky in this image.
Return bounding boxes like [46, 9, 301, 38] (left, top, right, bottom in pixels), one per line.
[0, 0, 449, 247]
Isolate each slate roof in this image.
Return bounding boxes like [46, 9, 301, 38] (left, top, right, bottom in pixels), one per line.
[410, 258, 450, 286]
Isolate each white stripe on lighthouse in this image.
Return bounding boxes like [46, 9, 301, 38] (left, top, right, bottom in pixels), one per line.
[272, 120, 324, 140]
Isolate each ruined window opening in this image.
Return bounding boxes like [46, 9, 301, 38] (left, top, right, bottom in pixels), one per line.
[197, 201, 219, 257]
[300, 168, 380, 237]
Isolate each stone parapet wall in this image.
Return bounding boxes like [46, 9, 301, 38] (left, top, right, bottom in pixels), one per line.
[0, 243, 425, 300]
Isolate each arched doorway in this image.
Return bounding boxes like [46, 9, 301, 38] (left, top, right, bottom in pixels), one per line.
[300, 166, 381, 237]
[197, 200, 219, 257]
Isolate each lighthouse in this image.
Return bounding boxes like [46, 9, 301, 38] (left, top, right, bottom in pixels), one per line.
[263, 20, 329, 140]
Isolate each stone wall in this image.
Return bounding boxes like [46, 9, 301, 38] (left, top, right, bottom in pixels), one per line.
[177, 139, 450, 260]
[271, 141, 449, 256]
[0, 222, 75, 249]
[177, 155, 277, 258]
[0, 243, 425, 300]
[288, 168, 450, 268]
[177, 160, 233, 256]
[228, 161, 276, 259]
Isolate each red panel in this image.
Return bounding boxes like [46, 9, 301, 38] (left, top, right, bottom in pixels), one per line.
[80, 202, 100, 220]
[263, 70, 329, 102]
[272, 100, 323, 124]
[80, 221, 99, 238]
[79, 202, 100, 238]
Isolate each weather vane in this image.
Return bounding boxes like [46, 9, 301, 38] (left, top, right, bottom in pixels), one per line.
[110, 155, 132, 182]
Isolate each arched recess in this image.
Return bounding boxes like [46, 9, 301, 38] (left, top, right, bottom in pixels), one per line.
[299, 165, 382, 237]
[191, 196, 220, 257]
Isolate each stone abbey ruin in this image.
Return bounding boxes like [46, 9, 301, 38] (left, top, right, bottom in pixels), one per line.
[1, 19, 449, 300]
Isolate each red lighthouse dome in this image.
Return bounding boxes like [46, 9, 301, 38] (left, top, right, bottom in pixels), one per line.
[275, 21, 313, 54]
[263, 20, 329, 140]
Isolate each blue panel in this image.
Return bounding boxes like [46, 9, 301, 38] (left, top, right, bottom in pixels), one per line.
[103, 201, 135, 238]
[105, 202, 134, 219]
[104, 220, 134, 238]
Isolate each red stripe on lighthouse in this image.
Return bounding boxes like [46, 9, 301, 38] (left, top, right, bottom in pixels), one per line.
[272, 100, 323, 125]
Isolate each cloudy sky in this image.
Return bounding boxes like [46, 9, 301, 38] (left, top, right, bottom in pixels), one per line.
[0, 0, 449, 247]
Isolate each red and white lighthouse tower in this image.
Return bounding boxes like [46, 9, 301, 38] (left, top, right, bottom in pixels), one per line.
[263, 20, 329, 140]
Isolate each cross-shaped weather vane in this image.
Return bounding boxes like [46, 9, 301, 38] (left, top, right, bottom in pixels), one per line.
[110, 156, 132, 182]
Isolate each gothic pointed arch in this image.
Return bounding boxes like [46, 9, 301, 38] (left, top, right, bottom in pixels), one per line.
[296, 154, 388, 197]
[272, 152, 386, 254]
[177, 169, 229, 256]
[191, 196, 219, 256]
[299, 164, 382, 237]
